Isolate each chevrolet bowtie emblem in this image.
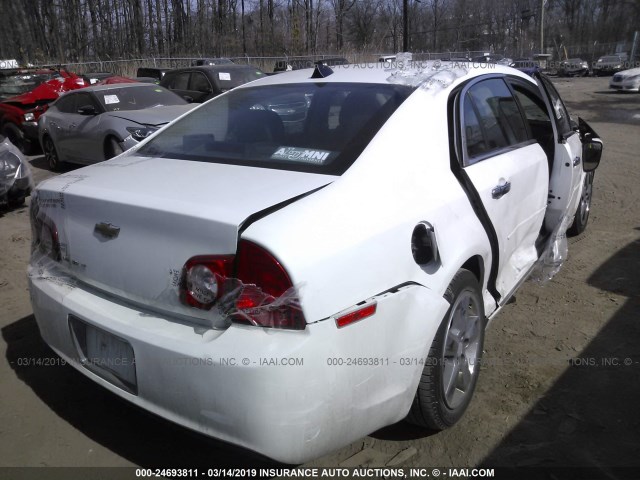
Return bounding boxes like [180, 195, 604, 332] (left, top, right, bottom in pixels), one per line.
[94, 222, 120, 239]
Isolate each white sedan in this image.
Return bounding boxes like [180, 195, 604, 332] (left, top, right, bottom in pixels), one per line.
[609, 67, 640, 92]
[28, 60, 602, 463]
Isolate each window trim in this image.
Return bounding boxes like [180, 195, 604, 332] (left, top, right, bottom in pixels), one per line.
[536, 73, 577, 142]
[458, 74, 536, 167]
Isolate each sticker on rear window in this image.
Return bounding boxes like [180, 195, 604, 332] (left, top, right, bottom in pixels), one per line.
[219, 72, 231, 81]
[271, 147, 333, 164]
[104, 95, 120, 104]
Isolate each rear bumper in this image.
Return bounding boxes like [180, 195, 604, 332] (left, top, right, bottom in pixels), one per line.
[28, 267, 448, 463]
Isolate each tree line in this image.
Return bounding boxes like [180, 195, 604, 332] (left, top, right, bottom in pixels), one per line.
[0, 0, 638, 64]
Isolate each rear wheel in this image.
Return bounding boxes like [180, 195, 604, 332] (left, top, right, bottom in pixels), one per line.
[568, 171, 594, 237]
[407, 269, 486, 430]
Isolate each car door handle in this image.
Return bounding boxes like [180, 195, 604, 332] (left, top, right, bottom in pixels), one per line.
[573, 156, 581, 167]
[492, 181, 511, 199]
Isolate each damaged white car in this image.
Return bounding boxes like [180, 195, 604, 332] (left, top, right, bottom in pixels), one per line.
[28, 60, 602, 463]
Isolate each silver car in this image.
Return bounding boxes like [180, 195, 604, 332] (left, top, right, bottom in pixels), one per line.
[39, 83, 196, 171]
[609, 67, 640, 92]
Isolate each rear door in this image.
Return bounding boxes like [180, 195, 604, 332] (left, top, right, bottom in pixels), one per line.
[534, 73, 583, 232]
[160, 71, 192, 101]
[50, 93, 79, 160]
[188, 71, 215, 102]
[460, 77, 549, 298]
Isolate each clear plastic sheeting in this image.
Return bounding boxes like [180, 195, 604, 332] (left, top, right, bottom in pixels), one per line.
[28, 190, 78, 296]
[386, 53, 469, 93]
[217, 279, 304, 329]
[0, 136, 34, 207]
[531, 215, 571, 284]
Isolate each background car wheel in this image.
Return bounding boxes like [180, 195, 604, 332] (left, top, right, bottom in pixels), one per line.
[106, 137, 124, 159]
[568, 171, 595, 237]
[406, 269, 486, 431]
[2, 123, 34, 155]
[43, 135, 64, 172]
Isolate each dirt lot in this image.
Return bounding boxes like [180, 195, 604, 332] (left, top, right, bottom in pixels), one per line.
[1, 76, 639, 477]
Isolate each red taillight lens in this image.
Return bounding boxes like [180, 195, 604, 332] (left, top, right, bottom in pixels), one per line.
[235, 240, 293, 298]
[180, 240, 306, 330]
[31, 210, 61, 262]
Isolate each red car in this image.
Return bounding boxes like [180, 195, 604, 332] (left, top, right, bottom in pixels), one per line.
[0, 69, 89, 154]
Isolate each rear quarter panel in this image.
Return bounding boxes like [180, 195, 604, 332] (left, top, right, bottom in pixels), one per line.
[243, 87, 495, 322]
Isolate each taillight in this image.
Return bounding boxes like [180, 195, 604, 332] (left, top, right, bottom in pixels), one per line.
[181, 240, 306, 330]
[31, 205, 61, 262]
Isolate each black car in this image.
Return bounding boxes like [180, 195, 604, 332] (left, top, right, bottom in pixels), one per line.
[191, 58, 234, 66]
[136, 67, 172, 83]
[83, 72, 115, 84]
[160, 65, 265, 103]
[273, 58, 315, 73]
[314, 57, 349, 67]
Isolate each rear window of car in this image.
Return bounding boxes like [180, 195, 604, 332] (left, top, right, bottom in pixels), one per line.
[95, 85, 187, 111]
[136, 82, 414, 175]
[0, 72, 55, 99]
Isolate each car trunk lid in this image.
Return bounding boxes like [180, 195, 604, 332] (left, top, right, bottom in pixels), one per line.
[33, 155, 333, 324]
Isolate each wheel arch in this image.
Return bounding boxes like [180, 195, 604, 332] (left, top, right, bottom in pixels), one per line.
[460, 255, 484, 287]
[103, 134, 123, 158]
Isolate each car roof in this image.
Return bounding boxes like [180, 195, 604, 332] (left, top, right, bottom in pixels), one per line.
[167, 64, 262, 73]
[240, 61, 534, 95]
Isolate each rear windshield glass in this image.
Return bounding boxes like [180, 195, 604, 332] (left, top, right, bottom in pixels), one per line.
[212, 68, 265, 92]
[96, 85, 187, 111]
[136, 82, 414, 175]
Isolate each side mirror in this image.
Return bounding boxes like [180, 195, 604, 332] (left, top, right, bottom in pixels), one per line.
[78, 104, 96, 115]
[183, 95, 194, 103]
[578, 117, 603, 172]
[582, 139, 603, 172]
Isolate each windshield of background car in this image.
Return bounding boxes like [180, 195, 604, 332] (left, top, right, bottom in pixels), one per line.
[600, 56, 621, 62]
[212, 68, 265, 92]
[136, 82, 414, 175]
[95, 85, 187, 111]
[0, 72, 55, 99]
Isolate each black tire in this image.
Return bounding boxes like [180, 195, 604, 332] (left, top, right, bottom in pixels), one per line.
[2, 123, 34, 155]
[43, 135, 64, 172]
[406, 269, 486, 430]
[568, 171, 595, 237]
[105, 137, 124, 159]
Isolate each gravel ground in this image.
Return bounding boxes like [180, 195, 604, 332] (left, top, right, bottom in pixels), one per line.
[1, 76, 639, 478]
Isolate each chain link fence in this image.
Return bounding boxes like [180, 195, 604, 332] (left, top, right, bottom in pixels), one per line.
[33, 50, 512, 77]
